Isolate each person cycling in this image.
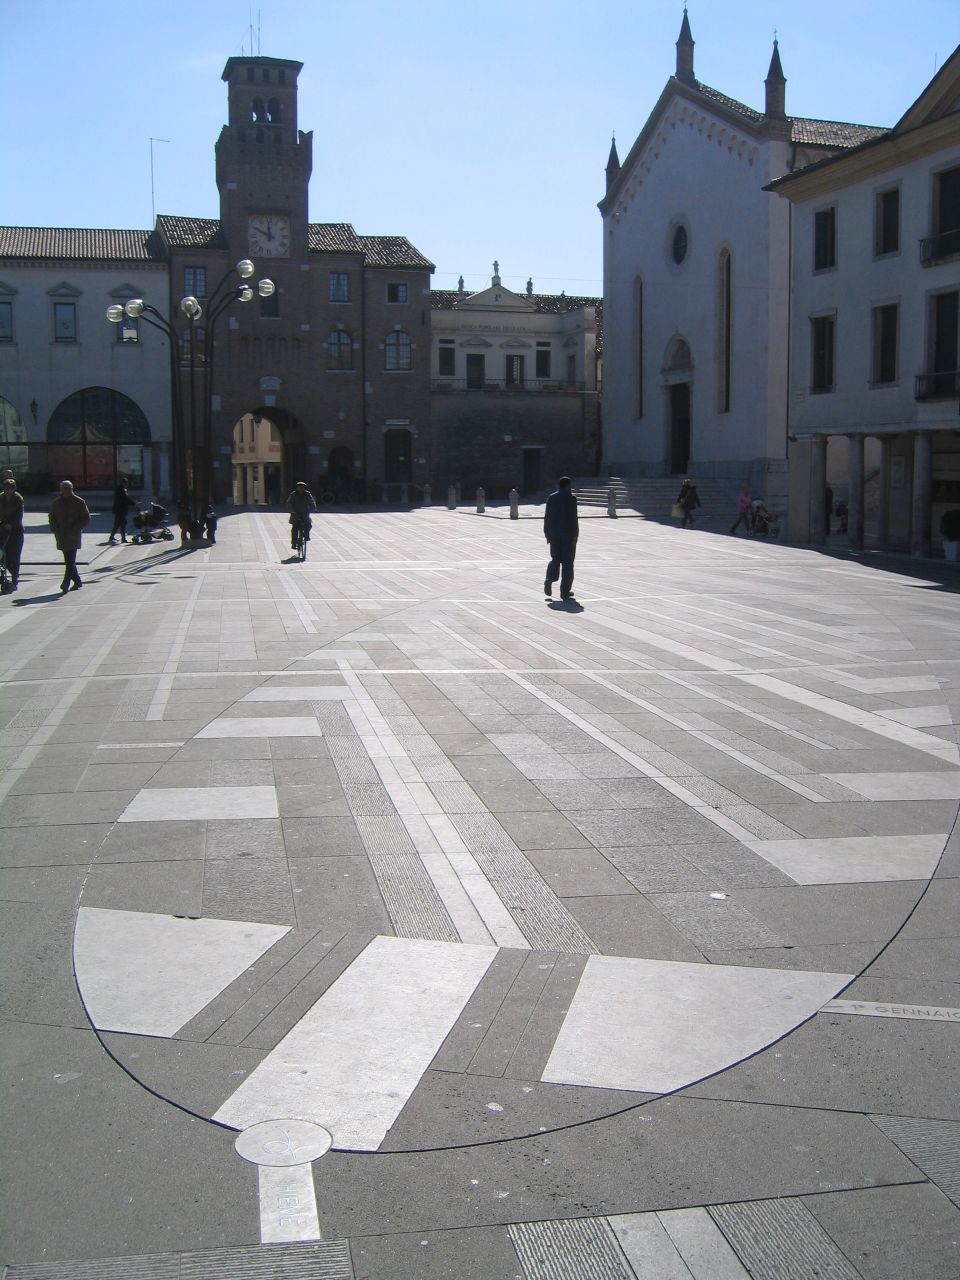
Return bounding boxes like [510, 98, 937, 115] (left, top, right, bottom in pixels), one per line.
[286, 481, 317, 549]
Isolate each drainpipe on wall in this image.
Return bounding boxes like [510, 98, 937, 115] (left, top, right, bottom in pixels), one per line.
[360, 266, 368, 500]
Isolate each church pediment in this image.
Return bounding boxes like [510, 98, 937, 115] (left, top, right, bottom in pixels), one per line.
[600, 81, 762, 216]
[457, 284, 536, 312]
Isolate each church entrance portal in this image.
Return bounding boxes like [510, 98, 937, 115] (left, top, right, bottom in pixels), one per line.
[669, 384, 691, 475]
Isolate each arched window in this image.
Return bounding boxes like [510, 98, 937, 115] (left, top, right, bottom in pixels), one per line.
[718, 249, 732, 413]
[326, 330, 353, 370]
[266, 98, 282, 124]
[47, 388, 151, 489]
[384, 330, 412, 371]
[251, 97, 266, 123]
[0, 396, 28, 477]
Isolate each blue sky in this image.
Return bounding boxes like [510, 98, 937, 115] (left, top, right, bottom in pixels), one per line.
[2, 1, 955, 294]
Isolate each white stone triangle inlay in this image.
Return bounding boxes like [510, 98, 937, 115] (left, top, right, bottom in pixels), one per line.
[543, 956, 852, 1094]
[75, 907, 290, 1036]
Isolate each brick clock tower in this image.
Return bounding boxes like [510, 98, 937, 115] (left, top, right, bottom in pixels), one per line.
[215, 57, 312, 262]
[160, 53, 432, 506]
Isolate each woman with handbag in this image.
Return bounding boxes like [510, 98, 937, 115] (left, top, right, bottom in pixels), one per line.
[676, 478, 700, 528]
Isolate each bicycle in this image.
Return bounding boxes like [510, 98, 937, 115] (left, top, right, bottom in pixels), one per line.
[291, 518, 309, 561]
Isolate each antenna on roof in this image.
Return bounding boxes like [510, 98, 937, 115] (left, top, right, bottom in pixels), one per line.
[149, 137, 170, 225]
[258, 9, 261, 55]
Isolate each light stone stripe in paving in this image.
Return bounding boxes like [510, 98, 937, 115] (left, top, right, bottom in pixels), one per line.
[880, 705, 953, 727]
[397, 813, 497, 945]
[869, 1115, 960, 1205]
[746, 834, 947, 884]
[451, 812, 597, 953]
[213, 935, 497, 1150]
[257, 1164, 322, 1244]
[119, 786, 279, 821]
[707, 1198, 863, 1280]
[543, 956, 848, 1093]
[737, 673, 960, 764]
[509, 1217, 635, 1280]
[424, 813, 532, 948]
[609, 1208, 750, 1279]
[823, 998, 960, 1023]
[197, 717, 323, 738]
[75, 907, 290, 1036]
[356, 815, 460, 942]
[825, 771, 960, 800]
[147, 577, 203, 721]
[242, 687, 350, 701]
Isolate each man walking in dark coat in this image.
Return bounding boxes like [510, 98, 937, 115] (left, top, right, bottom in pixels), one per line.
[543, 476, 579, 600]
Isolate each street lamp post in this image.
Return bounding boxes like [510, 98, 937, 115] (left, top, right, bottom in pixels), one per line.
[107, 258, 274, 526]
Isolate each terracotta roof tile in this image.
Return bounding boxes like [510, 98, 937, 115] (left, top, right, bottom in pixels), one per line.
[0, 226, 160, 260]
[358, 235, 433, 270]
[307, 223, 364, 254]
[155, 216, 225, 249]
[695, 83, 763, 123]
[789, 117, 887, 147]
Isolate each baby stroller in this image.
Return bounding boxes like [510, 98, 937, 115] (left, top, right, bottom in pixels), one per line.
[131, 501, 175, 543]
[751, 501, 779, 539]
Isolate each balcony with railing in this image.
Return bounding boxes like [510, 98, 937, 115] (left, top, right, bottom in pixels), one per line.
[431, 377, 586, 393]
[915, 370, 960, 401]
[920, 227, 960, 265]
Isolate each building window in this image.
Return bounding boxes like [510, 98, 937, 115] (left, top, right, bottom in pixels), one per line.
[919, 290, 960, 399]
[0, 301, 12, 342]
[54, 302, 77, 343]
[329, 272, 350, 302]
[438, 340, 455, 377]
[872, 303, 898, 385]
[635, 278, 643, 418]
[184, 266, 207, 298]
[260, 290, 279, 318]
[46, 386, 151, 489]
[814, 207, 837, 271]
[934, 166, 960, 259]
[718, 250, 732, 412]
[385, 330, 412, 370]
[387, 282, 408, 303]
[506, 354, 525, 387]
[875, 188, 900, 257]
[811, 314, 836, 392]
[326, 330, 353, 370]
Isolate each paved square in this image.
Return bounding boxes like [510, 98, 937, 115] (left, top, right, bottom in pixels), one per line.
[2, 505, 958, 1278]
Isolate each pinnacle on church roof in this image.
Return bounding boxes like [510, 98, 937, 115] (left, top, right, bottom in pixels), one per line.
[606, 136, 620, 172]
[676, 8, 695, 85]
[764, 37, 787, 119]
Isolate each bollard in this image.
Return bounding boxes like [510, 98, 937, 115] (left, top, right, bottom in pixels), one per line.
[476, 487, 485, 514]
[509, 488, 519, 520]
[447, 484, 457, 510]
[423, 484, 431, 506]
[607, 487, 618, 518]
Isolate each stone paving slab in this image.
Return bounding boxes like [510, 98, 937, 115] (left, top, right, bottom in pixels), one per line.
[2, 508, 959, 1276]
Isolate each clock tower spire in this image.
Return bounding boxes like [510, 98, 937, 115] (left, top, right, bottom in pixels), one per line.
[215, 56, 313, 259]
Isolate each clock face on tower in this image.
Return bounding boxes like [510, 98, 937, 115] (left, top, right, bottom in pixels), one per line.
[247, 214, 291, 258]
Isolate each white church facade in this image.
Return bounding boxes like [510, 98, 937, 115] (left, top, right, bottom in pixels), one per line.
[599, 15, 884, 507]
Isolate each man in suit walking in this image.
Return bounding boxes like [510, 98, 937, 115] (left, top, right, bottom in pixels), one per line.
[543, 476, 579, 601]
